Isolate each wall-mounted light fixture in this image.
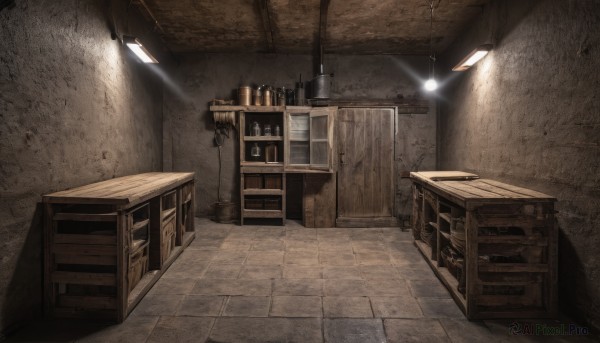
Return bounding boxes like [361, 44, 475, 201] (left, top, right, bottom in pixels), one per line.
[452, 44, 493, 71]
[123, 35, 158, 63]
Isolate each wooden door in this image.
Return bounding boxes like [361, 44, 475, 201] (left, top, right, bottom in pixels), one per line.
[337, 107, 397, 227]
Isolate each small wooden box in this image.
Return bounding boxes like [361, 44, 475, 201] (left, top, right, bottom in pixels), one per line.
[264, 198, 281, 210]
[245, 199, 264, 209]
[128, 245, 149, 293]
[161, 214, 176, 264]
[264, 175, 282, 189]
[245, 174, 263, 189]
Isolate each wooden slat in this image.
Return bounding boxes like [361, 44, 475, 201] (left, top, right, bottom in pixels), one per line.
[243, 189, 283, 196]
[52, 244, 117, 256]
[478, 179, 554, 199]
[411, 171, 479, 181]
[210, 105, 286, 112]
[243, 209, 284, 218]
[52, 307, 116, 320]
[474, 215, 540, 227]
[51, 271, 116, 286]
[478, 263, 549, 273]
[478, 236, 548, 246]
[53, 212, 118, 222]
[245, 136, 283, 141]
[441, 181, 508, 199]
[54, 234, 116, 245]
[59, 295, 117, 310]
[55, 254, 116, 266]
[132, 219, 150, 231]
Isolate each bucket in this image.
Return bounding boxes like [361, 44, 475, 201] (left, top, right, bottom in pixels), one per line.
[215, 201, 236, 223]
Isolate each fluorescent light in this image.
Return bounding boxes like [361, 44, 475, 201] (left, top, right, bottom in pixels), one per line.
[424, 78, 438, 91]
[123, 36, 158, 63]
[453, 44, 492, 71]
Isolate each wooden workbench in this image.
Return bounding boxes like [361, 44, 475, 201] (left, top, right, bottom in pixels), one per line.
[43, 172, 195, 322]
[410, 171, 557, 319]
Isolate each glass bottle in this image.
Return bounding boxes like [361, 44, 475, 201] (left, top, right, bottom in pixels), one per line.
[251, 121, 260, 136]
[274, 124, 281, 136]
[250, 143, 261, 161]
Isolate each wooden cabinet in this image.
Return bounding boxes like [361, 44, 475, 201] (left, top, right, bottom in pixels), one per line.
[211, 105, 335, 225]
[43, 172, 195, 322]
[410, 171, 557, 319]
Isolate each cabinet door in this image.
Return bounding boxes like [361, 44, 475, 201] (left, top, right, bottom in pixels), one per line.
[284, 107, 335, 172]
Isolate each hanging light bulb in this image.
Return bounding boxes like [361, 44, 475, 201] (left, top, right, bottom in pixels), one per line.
[424, 0, 438, 92]
[424, 78, 438, 91]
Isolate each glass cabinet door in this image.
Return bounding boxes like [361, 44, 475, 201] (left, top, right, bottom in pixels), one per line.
[285, 107, 335, 172]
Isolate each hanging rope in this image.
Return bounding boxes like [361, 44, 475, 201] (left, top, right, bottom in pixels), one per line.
[427, 0, 441, 79]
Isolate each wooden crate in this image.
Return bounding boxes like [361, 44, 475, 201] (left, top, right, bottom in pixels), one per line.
[245, 174, 263, 189]
[127, 245, 149, 293]
[264, 198, 281, 210]
[264, 174, 282, 189]
[161, 214, 177, 264]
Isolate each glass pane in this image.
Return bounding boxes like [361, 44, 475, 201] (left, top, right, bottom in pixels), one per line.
[311, 115, 328, 140]
[290, 114, 309, 141]
[290, 141, 309, 164]
[310, 141, 328, 166]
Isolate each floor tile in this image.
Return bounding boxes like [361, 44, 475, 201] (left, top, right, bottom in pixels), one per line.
[76, 315, 159, 342]
[176, 295, 225, 316]
[285, 250, 320, 265]
[384, 318, 450, 343]
[161, 261, 209, 279]
[366, 279, 412, 296]
[208, 317, 322, 343]
[148, 278, 197, 295]
[360, 265, 400, 279]
[323, 279, 368, 296]
[251, 239, 285, 251]
[408, 279, 451, 298]
[270, 296, 323, 317]
[202, 263, 242, 278]
[239, 265, 282, 279]
[246, 251, 284, 265]
[395, 266, 437, 280]
[146, 316, 214, 343]
[439, 318, 498, 343]
[355, 251, 392, 265]
[211, 250, 248, 264]
[283, 265, 323, 279]
[176, 249, 216, 264]
[324, 318, 386, 343]
[222, 296, 271, 317]
[370, 296, 423, 318]
[322, 266, 363, 280]
[192, 279, 272, 296]
[273, 279, 324, 295]
[323, 296, 373, 318]
[286, 240, 319, 251]
[417, 298, 465, 318]
[131, 294, 183, 316]
[319, 251, 356, 266]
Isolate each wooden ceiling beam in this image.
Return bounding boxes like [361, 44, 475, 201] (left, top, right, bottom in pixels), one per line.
[256, 0, 276, 53]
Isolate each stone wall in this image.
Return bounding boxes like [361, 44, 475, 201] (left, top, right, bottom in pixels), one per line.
[439, 0, 600, 330]
[162, 53, 436, 218]
[0, 0, 163, 335]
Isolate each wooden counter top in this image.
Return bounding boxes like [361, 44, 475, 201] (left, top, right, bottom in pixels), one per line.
[43, 172, 195, 208]
[410, 171, 555, 206]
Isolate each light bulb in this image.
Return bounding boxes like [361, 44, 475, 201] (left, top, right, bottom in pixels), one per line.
[424, 78, 438, 91]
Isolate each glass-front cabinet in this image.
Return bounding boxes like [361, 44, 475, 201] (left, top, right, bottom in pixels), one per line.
[210, 104, 336, 225]
[285, 106, 336, 172]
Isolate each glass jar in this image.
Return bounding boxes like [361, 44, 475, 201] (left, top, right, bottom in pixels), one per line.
[250, 143, 261, 160]
[274, 124, 281, 136]
[251, 121, 261, 136]
[263, 124, 272, 136]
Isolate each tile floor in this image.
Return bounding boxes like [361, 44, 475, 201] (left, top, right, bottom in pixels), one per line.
[8, 218, 597, 342]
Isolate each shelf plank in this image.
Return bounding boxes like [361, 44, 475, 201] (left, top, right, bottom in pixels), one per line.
[210, 105, 285, 112]
[162, 208, 176, 220]
[245, 136, 283, 141]
[132, 219, 150, 231]
[243, 189, 283, 196]
[243, 209, 284, 218]
[54, 212, 118, 222]
[478, 263, 549, 273]
[439, 213, 452, 224]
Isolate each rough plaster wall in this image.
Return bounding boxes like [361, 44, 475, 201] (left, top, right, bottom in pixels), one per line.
[163, 53, 436, 218]
[439, 0, 600, 329]
[0, 1, 163, 335]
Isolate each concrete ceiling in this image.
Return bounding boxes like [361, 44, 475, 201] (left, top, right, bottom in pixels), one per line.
[135, 0, 489, 55]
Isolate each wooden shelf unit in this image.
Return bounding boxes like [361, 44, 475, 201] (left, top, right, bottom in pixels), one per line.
[43, 172, 195, 322]
[410, 171, 557, 319]
[217, 105, 335, 225]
